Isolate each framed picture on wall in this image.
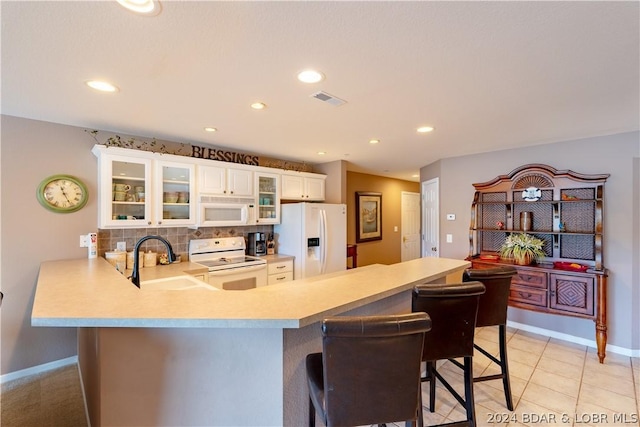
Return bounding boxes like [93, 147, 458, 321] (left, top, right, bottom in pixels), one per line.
[356, 192, 382, 242]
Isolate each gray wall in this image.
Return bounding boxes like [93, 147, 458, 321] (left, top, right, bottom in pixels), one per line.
[421, 131, 640, 351]
[1, 116, 99, 374]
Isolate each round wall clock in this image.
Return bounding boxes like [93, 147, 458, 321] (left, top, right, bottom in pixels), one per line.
[36, 174, 89, 213]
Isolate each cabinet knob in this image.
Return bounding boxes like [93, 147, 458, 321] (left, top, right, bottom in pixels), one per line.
[147, 221, 152, 225]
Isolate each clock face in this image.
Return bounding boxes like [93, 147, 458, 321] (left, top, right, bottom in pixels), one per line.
[37, 175, 88, 213]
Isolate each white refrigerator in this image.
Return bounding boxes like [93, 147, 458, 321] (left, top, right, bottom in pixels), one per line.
[274, 203, 347, 279]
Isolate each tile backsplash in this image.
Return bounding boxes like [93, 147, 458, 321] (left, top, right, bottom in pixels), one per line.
[98, 225, 273, 259]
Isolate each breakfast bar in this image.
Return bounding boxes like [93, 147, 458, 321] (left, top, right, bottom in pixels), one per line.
[32, 256, 470, 426]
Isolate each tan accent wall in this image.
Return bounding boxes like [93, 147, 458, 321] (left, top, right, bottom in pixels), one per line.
[346, 171, 419, 266]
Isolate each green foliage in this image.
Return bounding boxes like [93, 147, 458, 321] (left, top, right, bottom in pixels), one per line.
[499, 233, 546, 263]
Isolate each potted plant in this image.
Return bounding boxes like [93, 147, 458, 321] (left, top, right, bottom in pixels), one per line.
[499, 233, 546, 265]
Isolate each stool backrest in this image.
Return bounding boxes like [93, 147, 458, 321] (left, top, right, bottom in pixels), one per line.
[321, 313, 431, 427]
[412, 282, 486, 361]
[463, 267, 517, 327]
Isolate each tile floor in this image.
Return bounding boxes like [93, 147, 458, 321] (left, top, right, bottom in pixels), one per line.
[403, 326, 639, 427]
[1, 327, 638, 427]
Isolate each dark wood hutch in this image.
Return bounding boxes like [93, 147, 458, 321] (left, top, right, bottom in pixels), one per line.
[467, 164, 610, 363]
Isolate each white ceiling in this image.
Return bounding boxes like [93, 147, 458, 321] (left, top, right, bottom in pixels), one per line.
[2, 1, 638, 181]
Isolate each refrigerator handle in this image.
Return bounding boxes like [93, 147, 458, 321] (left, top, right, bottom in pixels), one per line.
[320, 209, 327, 274]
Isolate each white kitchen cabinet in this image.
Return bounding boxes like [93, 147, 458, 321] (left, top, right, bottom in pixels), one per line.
[198, 165, 253, 196]
[267, 259, 293, 284]
[256, 172, 280, 224]
[93, 146, 196, 228]
[280, 172, 325, 201]
[155, 160, 196, 226]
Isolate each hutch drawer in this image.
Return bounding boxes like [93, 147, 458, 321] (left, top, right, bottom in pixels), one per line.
[512, 270, 547, 289]
[509, 285, 547, 308]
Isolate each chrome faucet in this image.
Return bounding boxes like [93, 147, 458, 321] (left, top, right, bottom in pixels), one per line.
[130, 235, 177, 288]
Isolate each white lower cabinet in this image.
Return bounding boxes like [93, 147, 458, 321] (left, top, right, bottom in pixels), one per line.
[267, 259, 293, 285]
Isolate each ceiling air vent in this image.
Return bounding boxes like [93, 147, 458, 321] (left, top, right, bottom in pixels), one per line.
[310, 91, 347, 107]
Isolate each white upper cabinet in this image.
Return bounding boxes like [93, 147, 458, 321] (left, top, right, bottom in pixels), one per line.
[256, 172, 280, 224]
[281, 173, 325, 201]
[92, 146, 196, 228]
[198, 165, 253, 197]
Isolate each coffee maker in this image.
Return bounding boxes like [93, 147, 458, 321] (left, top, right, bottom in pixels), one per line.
[247, 232, 267, 256]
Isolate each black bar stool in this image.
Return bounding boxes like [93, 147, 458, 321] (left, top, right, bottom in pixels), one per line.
[459, 266, 518, 410]
[412, 282, 486, 427]
[306, 312, 431, 427]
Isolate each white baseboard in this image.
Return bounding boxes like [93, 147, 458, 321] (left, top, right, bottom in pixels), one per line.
[507, 320, 640, 358]
[0, 355, 78, 384]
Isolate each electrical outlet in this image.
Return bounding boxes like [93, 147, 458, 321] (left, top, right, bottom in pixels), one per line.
[116, 241, 127, 251]
[446, 214, 456, 220]
[79, 235, 88, 247]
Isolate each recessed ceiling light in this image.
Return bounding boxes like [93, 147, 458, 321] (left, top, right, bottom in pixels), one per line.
[412, 174, 420, 178]
[369, 139, 380, 144]
[297, 70, 325, 84]
[251, 102, 267, 110]
[417, 126, 435, 133]
[317, 151, 326, 155]
[204, 127, 217, 132]
[85, 80, 119, 93]
[116, 0, 160, 15]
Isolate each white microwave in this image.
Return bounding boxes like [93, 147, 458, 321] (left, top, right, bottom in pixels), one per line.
[198, 196, 256, 227]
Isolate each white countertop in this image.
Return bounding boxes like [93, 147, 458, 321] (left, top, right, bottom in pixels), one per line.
[31, 256, 470, 329]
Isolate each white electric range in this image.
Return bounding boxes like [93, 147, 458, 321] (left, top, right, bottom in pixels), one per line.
[188, 237, 267, 290]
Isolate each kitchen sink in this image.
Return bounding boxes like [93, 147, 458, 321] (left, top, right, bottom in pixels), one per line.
[139, 275, 219, 291]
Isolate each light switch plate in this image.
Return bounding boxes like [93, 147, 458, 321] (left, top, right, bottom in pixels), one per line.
[79, 235, 88, 247]
[116, 241, 127, 251]
[446, 234, 453, 243]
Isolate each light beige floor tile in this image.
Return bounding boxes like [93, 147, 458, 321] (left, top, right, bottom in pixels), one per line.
[536, 354, 585, 380]
[578, 381, 638, 414]
[575, 400, 640, 427]
[546, 337, 587, 356]
[581, 363, 635, 398]
[502, 358, 536, 382]
[509, 398, 571, 427]
[507, 346, 543, 367]
[508, 331, 548, 355]
[529, 368, 581, 398]
[477, 326, 501, 343]
[542, 342, 587, 367]
[482, 370, 528, 403]
[520, 382, 578, 415]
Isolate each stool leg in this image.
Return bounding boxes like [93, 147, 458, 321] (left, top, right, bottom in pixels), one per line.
[499, 324, 514, 411]
[309, 397, 316, 427]
[417, 379, 424, 427]
[463, 356, 476, 427]
[427, 361, 436, 412]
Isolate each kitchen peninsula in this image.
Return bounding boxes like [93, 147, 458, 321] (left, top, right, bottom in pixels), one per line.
[32, 256, 470, 426]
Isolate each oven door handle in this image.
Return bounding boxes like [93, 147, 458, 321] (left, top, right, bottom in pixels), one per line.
[208, 264, 267, 276]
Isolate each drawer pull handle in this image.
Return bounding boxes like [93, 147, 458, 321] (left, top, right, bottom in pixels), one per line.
[518, 292, 533, 299]
[276, 276, 286, 280]
[276, 265, 286, 269]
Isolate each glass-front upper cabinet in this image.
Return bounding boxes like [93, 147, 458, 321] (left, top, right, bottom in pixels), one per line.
[156, 160, 196, 226]
[256, 172, 280, 224]
[93, 145, 196, 228]
[104, 155, 152, 227]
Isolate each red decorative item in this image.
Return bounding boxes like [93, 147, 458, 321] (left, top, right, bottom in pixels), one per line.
[553, 261, 589, 272]
[479, 254, 500, 261]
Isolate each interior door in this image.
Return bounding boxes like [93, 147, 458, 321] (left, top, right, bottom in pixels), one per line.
[422, 178, 439, 257]
[401, 192, 421, 261]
